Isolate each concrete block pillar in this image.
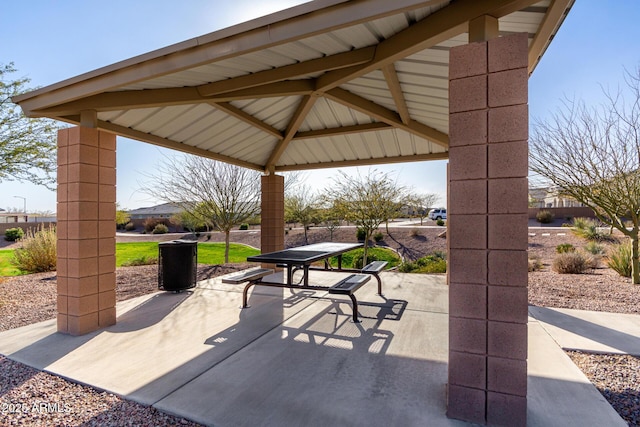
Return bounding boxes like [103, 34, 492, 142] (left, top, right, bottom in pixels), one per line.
[447, 33, 529, 426]
[261, 174, 285, 255]
[57, 126, 117, 335]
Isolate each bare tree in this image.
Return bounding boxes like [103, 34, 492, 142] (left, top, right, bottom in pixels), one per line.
[530, 67, 640, 283]
[324, 169, 407, 265]
[140, 155, 261, 263]
[407, 192, 441, 225]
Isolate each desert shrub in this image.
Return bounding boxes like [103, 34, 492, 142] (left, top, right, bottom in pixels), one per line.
[373, 232, 384, 242]
[555, 243, 575, 253]
[122, 256, 158, 267]
[570, 217, 614, 242]
[584, 241, 605, 255]
[607, 241, 632, 278]
[356, 228, 366, 241]
[239, 223, 249, 230]
[4, 227, 24, 242]
[11, 225, 56, 273]
[124, 222, 136, 231]
[552, 252, 591, 274]
[536, 210, 554, 224]
[528, 255, 543, 272]
[410, 228, 421, 237]
[152, 223, 169, 234]
[436, 219, 445, 226]
[143, 218, 165, 233]
[399, 251, 447, 274]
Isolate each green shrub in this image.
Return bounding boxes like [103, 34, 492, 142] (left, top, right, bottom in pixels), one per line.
[152, 223, 169, 234]
[373, 232, 384, 242]
[239, 223, 249, 230]
[436, 219, 445, 226]
[356, 228, 366, 241]
[570, 217, 614, 242]
[584, 241, 605, 255]
[552, 252, 591, 274]
[528, 255, 543, 272]
[121, 255, 158, 267]
[555, 243, 575, 254]
[11, 225, 56, 273]
[607, 241, 632, 278]
[125, 222, 136, 231]
[4, 227, 24, 242]
[536, 210, 554, 224]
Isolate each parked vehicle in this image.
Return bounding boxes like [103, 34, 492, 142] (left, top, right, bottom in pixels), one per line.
[428, 208, 447, 220]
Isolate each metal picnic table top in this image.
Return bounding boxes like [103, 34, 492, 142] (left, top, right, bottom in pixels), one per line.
[246, 242, 363, 265]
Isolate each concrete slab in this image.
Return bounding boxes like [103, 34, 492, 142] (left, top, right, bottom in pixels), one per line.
[527, 316, 626, 426]
[0, 272, 631, 426]
[529, 306, 640, 355]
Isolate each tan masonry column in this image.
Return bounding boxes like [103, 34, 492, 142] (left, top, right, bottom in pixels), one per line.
[260, 173, 285, 255]
[57, 124, 117, 335]
[447, 32, 529, 426]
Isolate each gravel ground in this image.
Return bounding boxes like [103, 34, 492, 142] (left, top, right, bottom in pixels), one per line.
[1, 227, 639, 425]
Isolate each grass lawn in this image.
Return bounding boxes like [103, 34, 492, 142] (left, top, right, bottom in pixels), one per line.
[116, 242, 260, 266]
[328, 247, 401, 269]
[0, 250, 23, 277]
[0, 243, 260, 276]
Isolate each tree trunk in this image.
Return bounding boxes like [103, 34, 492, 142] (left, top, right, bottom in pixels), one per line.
[362, 231, 370, 266]
[224, 230, 230, 264]
[632, 233, 640, 285]
[303, 224, 308, 244]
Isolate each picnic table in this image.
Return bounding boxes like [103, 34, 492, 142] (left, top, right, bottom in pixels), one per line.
[223, 242, 387, 322]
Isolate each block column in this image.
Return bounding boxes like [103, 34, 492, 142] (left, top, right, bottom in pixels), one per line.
[447, 32, 529, 426]
[261, 174, 285, 255]
[57, 126, 117, 335]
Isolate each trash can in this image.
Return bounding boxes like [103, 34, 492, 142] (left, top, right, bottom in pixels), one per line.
[158, 240, 197, 292]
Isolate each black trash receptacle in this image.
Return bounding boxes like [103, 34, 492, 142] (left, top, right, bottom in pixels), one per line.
[158, 239, 197, 291]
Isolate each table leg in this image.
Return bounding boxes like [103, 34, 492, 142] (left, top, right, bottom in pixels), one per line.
[303, 265, 310, 286]
[287, 265, 293, 286]
[337, 254, 343, 270]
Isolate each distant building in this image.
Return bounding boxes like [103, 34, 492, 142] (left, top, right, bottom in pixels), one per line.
[128, 203, 184, 220]
[529, 186, 584, 209]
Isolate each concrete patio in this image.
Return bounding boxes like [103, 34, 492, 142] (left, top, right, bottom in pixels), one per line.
[0, 270, 626, 426]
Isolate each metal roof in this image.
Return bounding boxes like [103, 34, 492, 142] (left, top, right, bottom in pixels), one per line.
[14, 0, 574, 173]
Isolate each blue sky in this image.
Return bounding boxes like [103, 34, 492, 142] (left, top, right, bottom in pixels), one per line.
[1, 0, 639, 213]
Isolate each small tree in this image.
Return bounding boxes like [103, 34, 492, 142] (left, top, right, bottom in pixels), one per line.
[324, 169, 407, 265]
[140, 155, 261, 263]
[1, 63, 58, 188]
[115, 205, 131, 230]
[318, 201, 342, 241]
[530, 67, 640, 283]
[285, 184, 318, 244]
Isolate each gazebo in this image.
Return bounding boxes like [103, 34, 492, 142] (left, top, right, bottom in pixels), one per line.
[13, 1, 574, 424]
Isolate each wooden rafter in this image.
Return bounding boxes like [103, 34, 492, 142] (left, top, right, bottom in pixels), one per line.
[528, 0, 574, 74]
[275, 152, 449, 172]
[381, 64, 411, 125]
[209, 102, 283, 140]
[198, 47, 375, 96]
[292, 122, 391, 140]
[266, 95, 318, 170]
[324, 88, 449, 148]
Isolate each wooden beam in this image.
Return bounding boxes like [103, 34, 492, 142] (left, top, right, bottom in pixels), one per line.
[95, 120, 264, 171]
[275, 152, 449, 171]
[381, 64, 411, 125]
[266, 95, 318, 169]
[292, 122, 391, 140]
[468, 15, 499, 43]
[528, 0, 574, 74]
[33, 87, 204, 116]
[198, 46, 375, 96]
[325, 87, 449, 148]
[316, 0, 539, 91]
[205, 80, 314, 102]
[209, 102, 283, 140]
